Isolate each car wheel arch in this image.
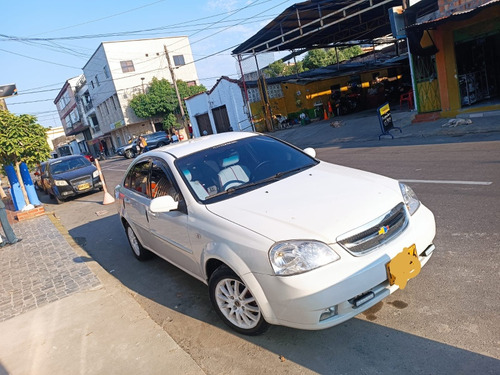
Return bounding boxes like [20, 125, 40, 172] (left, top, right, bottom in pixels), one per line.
[202, 251, 278, 326]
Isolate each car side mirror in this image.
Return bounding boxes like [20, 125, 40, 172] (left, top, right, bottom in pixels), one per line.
[150, 195, 178, 213]
[303, 147, 316, 158]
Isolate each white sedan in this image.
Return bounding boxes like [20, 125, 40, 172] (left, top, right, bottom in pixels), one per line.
[115, 132, 436, 335]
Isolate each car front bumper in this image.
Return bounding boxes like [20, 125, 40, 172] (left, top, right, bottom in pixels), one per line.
[55, 177, 102, 199]
[249, 204, 436, 330]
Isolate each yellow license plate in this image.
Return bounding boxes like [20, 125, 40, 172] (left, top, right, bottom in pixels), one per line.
[386, 244, 421, 289]
[77, 182, 91, 191]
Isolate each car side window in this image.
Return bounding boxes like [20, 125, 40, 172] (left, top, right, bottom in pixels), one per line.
[126, 161, 150, 195]
[150, 162, 180, 201]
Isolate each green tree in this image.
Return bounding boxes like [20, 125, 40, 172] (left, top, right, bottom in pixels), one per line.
[327, 45, 363, 64]
[264, 60, 306, 77]
[129, 77, 206, 132]
[302, 49, 330, 69]
[302, 46, 364, 69]
[0, 110, 51, 206]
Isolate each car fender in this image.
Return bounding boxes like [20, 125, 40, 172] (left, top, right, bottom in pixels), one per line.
[201, 241, 279, 324]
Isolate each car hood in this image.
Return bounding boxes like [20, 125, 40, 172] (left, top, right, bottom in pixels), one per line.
[206, 162, 404, 243]
[52, 165, 96, 180]
[117, 143, 135, 152]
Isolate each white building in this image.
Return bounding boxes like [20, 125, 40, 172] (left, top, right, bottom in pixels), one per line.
[82, 37, 199, 150]
[185, 76, 253, 137]
[54, 75, 94, 156]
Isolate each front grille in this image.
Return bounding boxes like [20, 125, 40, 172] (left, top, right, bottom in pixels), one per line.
[337, 202, 408, 256]
[70, 175, 92, 187]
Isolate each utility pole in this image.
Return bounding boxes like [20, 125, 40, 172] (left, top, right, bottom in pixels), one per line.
[164, 45, 187, 137]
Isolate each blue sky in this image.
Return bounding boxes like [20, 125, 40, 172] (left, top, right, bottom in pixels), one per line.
[1, 0, 293, 128]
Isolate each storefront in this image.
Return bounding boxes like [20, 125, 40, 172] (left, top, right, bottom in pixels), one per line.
[454, 24, 500, 107]
[406, 1, 500, 117]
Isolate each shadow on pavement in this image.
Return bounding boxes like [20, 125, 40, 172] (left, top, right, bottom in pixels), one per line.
[68, 214, 499, 374]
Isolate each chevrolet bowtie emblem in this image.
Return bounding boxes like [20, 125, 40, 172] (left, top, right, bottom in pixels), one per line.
[378, 225, 390, 235]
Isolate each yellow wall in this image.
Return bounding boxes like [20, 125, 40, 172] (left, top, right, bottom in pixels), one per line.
[249, 67, 400, 128]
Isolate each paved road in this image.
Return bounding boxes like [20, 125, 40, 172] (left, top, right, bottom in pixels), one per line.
[39, 133, 500, 374]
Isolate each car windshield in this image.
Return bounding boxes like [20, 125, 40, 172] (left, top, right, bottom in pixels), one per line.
[50, 157, 91, 174]
[175, 135, 318, 203]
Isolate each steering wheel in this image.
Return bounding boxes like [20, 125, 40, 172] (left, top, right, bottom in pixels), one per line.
[222, 180, 247, 190]
[251, 161, 272, 181]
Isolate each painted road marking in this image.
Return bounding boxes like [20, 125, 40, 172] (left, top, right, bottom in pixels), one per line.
[401, 179, 492, 186]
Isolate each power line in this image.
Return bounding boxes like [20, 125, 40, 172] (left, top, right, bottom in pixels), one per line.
[0, 48, 81, 69]
[33, 0, 168, 37]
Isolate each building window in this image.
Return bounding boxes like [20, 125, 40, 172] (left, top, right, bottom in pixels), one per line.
[65, 115, 72, 128]
[247, 88, 261, 103]
[173, 55, 185, 66]
[103, 65, 110, 79]
[95, 75, 100, 87]
[267, 84, 284, 99]
[120, 60, 135, 73]
[58, 91, 71, 110]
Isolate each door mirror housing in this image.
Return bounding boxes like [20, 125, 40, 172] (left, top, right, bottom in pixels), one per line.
[150, 195, 178, 213]
[303, 147, 316, 158]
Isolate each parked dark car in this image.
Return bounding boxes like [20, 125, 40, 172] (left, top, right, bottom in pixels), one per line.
[116, 131, 171, 159]
[44, 155, 102, 203]
[34, 162, 48, 193]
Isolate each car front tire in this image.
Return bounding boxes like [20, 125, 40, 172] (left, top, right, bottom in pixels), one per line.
[209, 265, 269, 335]
[125, 223, 152, 261]
[124, 149, 135, 159]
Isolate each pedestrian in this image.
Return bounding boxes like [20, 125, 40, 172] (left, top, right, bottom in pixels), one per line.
[171, 132, 179, 143]
[138, 135, 147, 154]
[0, 197, 22, 248]
[100, 140, 109, 157]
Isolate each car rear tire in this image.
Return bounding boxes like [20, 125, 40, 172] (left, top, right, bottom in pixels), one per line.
[125, 223, 152, 261]
[124, 149, 135, 159]
[209, 265, 269, 335]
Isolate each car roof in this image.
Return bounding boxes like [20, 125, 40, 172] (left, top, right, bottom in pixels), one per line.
[151, 132, 258, 158]
[47, 155, 86, 164]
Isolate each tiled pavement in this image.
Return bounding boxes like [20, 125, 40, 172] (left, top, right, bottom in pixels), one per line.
[0, 215, 101, 322]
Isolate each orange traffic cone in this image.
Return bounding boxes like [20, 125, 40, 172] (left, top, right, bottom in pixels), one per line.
[324, 109, 328, 120]
[94, 159, 115, 205]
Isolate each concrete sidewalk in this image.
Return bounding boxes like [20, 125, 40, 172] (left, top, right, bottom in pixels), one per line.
[271, 107, 500, 148]
[0, 214, 205, 375]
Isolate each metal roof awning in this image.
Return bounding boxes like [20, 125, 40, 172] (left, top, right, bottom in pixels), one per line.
[232, 0, 401, 55]
[405, 0, 500, 31]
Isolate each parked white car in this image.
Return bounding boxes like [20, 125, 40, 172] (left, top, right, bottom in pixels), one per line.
[115, 132, 436, 335]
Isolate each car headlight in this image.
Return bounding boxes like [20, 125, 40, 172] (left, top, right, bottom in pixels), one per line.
[54, 179, 68, 186]
[269, 241, 340, 276]
[93, 170, 100, 178]
[399, 182, 420, 215]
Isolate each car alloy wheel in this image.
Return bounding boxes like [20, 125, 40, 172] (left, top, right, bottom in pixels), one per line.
[124, 149, 135, 159]
[209, 265, 269, 335]
[126, 224, 151, 261]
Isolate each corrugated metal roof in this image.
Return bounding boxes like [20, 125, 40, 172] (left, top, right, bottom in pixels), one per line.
[406, 0, 500, 30]
[233, 0, 401, 55]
